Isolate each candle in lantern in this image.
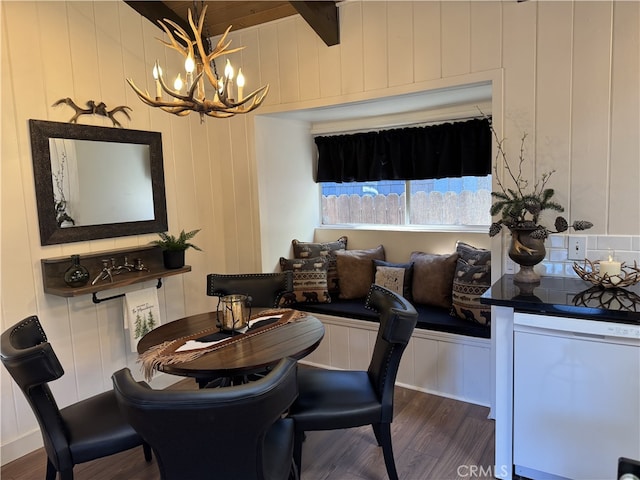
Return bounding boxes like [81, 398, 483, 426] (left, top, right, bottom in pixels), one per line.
[599, 251, 621, 278]
[152, 64, 162, 99]
[237, 68, 245, 102]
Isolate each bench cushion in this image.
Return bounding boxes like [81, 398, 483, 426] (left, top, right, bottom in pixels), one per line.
[293, 297, 490, 339]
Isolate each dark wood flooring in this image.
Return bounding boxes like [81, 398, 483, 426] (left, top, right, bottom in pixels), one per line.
[1, 378, 495, 480]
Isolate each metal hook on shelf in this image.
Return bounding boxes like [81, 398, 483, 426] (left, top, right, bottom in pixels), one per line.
[92, 278, 163, 304]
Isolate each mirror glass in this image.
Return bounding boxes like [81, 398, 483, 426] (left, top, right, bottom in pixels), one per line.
[50, 138, 154, 227]
[30, 119, 168, 245]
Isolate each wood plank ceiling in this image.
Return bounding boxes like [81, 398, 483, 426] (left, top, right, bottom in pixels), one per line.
[124, 1, 339, 47]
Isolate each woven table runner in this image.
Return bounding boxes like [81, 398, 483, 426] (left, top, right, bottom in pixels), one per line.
[139, 309, 306, 381]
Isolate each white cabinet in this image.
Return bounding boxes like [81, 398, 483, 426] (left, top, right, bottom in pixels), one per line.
[513, 313, 640, 480]
[485, 275, 640, 480]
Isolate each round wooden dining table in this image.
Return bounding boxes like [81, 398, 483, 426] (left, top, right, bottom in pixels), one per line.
[137, 309, 325, 386]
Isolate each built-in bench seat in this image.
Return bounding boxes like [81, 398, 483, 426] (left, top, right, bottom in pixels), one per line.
[293, 297, 490, 339]
[295, 298, 492, 408]
[282, 229, 493, 408]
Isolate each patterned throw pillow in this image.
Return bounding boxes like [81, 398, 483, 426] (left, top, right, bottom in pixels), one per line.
[373, 260, 414, 301]
[292, 236, 347, 295]
[450, 242, 492, 326]
[279, 256, 331, 304]
[455, 241, 492, 267]
[335, 245, 386, 299]
[410, 252, 459, 309]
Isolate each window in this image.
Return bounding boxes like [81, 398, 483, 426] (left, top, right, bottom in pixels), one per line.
[320, 176, 491, 227]
[315, 117, 492, 229]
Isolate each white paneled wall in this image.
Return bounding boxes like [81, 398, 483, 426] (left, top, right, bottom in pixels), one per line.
[2, 1, 639, 464]
[0, 1, 239, 463]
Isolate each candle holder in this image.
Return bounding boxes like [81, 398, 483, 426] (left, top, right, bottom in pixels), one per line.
[219, 294, 252, 331]
[573, 259, 640, 289]
[572, 285, 640, 311]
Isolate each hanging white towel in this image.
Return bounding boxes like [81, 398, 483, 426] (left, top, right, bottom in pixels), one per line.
[123, 287, 162, 352]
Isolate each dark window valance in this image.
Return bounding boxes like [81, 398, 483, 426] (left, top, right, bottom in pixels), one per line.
[315, 117, 491, 183]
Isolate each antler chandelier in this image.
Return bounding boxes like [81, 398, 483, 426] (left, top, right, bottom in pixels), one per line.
[127, 5, 269, 121]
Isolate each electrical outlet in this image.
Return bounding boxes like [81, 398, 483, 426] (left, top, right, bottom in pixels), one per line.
[568, 236, 587, 260]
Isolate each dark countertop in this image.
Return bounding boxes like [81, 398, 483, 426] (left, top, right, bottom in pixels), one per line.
[481, 274, 640, 324]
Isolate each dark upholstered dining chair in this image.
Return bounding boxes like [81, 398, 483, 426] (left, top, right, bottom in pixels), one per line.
[0, 315, 151, 480]
[288, 284, 418, 480]
[112, 357, 299, 480]
[207, 271, 294, 308]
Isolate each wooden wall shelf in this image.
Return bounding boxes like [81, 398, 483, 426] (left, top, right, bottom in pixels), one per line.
[41, 245, 191, 302]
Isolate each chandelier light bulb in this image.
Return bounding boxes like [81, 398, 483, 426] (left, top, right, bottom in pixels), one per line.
[224, 59, 234, 81]
[174, 73, 183, 92]
[184, 55, 195, 74]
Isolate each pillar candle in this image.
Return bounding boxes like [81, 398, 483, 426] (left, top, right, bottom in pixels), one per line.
[599, 259, 621, 277]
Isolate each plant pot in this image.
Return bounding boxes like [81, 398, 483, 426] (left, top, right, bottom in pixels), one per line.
[163, 250, 185, 269]
[508, 228, 546, 283]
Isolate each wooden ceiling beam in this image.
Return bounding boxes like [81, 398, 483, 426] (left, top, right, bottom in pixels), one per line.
[290, 1, 339, 46]
[123, 1, 208, 50]
[123, 1, 339, 47]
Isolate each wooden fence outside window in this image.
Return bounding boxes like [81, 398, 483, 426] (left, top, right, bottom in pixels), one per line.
[321, 190, 491, 226]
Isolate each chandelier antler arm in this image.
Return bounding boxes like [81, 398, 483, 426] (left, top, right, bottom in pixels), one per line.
[157, 66, 204, 102]
[128, 77, 207, 117]
[218, 81, 269, 109]
[187, 6, 219, 89]
[202, 43, 244, 89]
[129, 69, 250, 118]
[205, 94, 269, 119]
[185, 8, 245, 90]
[157, 19, 195, 62]
[126, 78, 195, 111]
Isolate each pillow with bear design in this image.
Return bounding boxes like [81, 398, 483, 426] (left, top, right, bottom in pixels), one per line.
[292, 236, 347, 295]
[279, 256, 331, 304]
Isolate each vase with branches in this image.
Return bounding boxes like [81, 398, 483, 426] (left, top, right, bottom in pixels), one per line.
[488, 131, 593, 239]
[487, 123, 593, 282]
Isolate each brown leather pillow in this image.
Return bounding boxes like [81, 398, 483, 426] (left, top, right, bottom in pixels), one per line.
[410, 251, 459, 308]
[335, 245, 386, 299]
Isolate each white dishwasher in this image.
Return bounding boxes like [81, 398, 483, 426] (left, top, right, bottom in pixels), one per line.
[513, 312, 640, 480]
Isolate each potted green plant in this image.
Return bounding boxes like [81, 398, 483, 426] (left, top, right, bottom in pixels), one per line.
[488, 126, 593, 283]
[151, 229, 202, 269]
